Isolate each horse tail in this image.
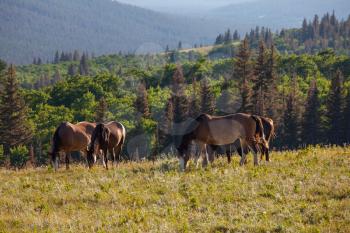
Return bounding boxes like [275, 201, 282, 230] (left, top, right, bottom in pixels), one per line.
[52, 122, 65, 154]
[251, 115, 265, 141]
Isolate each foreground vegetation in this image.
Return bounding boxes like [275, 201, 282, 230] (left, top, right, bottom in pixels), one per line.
[0, 146, 349, 232]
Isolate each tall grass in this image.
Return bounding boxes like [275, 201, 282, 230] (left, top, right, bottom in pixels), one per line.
[0, 146, 349, 232]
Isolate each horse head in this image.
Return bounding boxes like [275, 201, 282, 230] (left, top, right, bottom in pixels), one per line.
[87, 123, 111, 168]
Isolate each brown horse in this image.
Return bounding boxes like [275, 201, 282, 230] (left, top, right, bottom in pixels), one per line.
[87, 121, 126, 169]
[177, 113, 267, 171]
[210, 116, 275, 163]
[49, 121, 96, 170]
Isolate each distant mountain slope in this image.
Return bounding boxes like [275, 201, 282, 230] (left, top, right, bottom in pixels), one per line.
[0, 0, 219, 64]
[210, 0, 350, 32]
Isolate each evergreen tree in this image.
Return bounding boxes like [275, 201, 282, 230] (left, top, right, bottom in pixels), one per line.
[235, 37, 253, 113]
[281, 76, 300, 149]
[73, 50, 80, 61]
[178, 41, 182, 50]
[326, 69, 345, 145]
[67, 64, 76, 76]
[171, 65, 188, 123]
[252, 40, 268, 115]
[95, 97, 108, 123]
[344, 88, 350, 143]
[54, 50, 60, 64]
[52, 69, 61, 84]
[0, 65, 33, 156]
[302, 78, 321, 145]
[200, 78, 215, 114]
[135, 82, 150, 118]
[79, 53, 89, 75]
[265, 44, 279, 120]
[159, 99, 174, 150]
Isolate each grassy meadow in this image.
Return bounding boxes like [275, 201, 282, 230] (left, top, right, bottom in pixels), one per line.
[0, 146, 349, 232]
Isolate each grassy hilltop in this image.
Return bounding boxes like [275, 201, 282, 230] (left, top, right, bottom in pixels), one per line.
[0, 146, 349, 232]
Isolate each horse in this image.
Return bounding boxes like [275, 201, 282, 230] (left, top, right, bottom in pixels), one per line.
[176, 113, 267, 171]
[209, 116, 275, 163]
[49, 121, 96, 171]
[87, 121, 126, 169]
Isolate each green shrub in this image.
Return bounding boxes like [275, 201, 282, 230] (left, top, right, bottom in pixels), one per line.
[10, 145, 29, 169]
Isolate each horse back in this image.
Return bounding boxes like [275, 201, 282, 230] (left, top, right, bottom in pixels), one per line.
[105, 121, 125, 147]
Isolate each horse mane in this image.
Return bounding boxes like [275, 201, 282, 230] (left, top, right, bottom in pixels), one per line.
[261, 117, 275, 142]
[90, 123, 110, 152]
[251, 115, 265, 140]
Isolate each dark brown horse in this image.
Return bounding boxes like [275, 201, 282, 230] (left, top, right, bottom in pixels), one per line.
[87, 121, 126, 169]
[177, 113, 267, 171]
[209, 116, 275, 163]
[49, 121, 96, 170]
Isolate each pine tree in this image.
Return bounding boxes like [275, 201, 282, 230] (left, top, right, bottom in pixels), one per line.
[302, 78, 321, 145]
[252, 40, 268, 115]
[265, 44, 279, 120]
[95, 97, 108, 123]
[281, 76, 300, 149]
[178, 41, 182, 50]
[171, 65, 188, 123]
[159, 99, 174, 150]
[0, 65, 33, 156]
[79, 53, 89, 75]
[135, 82, 150, 118]
[73, 50, 80, 61]
[344, 88, 350, 143]
[67, 64, 76, 76]
[326, 69, 345, 145]
[52, 69, 61, 84]
[235, 37, 253, 113]
[54, 50, 60, 64]
[200, 78, 215, 114]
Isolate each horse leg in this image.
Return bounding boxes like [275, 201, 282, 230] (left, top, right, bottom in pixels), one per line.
[226, 149, 231, 163]
[207, 145, 215, 163]
[52, 152, 59, 171]
[103, 148, 108, 170]
[239, 139, 248, 166]
[247, 142, 259, 166]
[199, 143, 209, 168]
[65, 152, 70, 170]
[194, 144, 201, 168]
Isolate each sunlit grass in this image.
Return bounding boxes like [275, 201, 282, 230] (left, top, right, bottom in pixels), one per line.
[0, 146, 349, 232]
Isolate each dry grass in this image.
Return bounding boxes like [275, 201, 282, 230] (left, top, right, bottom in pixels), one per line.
[0, 146, 349, 232]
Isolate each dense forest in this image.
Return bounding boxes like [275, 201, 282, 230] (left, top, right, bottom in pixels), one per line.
[214, 12, 350, 57]
[0, 0, 217, 64]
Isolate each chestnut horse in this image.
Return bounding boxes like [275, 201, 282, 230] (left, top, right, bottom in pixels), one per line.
[50, 121, 96, 170]
[87, 121, 126, 169]
[209, 116, 275, 163]
[177, 113, 267, 171]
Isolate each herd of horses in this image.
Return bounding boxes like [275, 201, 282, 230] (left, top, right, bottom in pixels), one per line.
[49, 113, 274, 171]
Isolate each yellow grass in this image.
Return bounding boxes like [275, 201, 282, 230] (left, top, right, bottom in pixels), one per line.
[0, 146, 349, 232]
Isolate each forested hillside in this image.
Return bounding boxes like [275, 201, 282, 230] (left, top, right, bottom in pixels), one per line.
[0, 0, 217, 64]
[210, 0, 350, 31]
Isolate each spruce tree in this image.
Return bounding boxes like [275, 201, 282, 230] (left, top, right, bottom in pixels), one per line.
[252, 40, 268, 115]
[326, 69, 345, 145]
[200, 78, 215, 114]
[235, 37, 253, 113]
[54, 50, 60, 64]
[171, 65, 188, 123]
[265, 44, 279, 120]
[135, 82, 150, 118]
[67, 64, 76, 76]
[159, 99, 174, 150]
[95, 97, 108, 123]
[302, 78, 321, 145]
[188, 77, 200, 118]
[0, 65, 33, 156]
[281, 76, 300, 149]
[344, 89, 350, 143]
[79, 53, 89, 75]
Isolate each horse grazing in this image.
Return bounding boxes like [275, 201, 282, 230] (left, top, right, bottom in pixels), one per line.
[87, 121, 126, 169]
[176, 113, 267, 171]
[210, 116, 275, 163]
[49, 121, 96, 170]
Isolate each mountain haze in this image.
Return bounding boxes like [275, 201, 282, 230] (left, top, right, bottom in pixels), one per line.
[0, 0, 219, 64]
